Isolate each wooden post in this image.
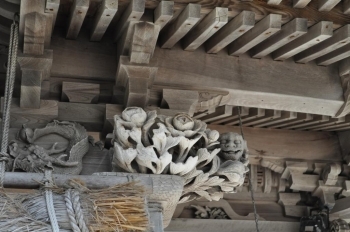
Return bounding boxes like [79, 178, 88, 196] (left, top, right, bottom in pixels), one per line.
[66, 0, 89, 39]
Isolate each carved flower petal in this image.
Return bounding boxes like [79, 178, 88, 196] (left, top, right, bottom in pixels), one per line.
[113, 142, 137, 172]
[129, 127, 142, 145]
[156, 152, 172, 174]
[135, 145, 159, 173]
[179, 156, 198, 176]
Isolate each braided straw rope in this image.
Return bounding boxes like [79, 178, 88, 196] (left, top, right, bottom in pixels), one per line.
[65, 189, 89, 232]
[44, 169, 60, 232]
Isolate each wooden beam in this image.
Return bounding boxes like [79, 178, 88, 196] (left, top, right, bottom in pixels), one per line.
[295, 24, 350, 63]
[293, 0, 312, 8]
[161, 89, 199, 116]
[23, 12, 46, 55]
[225, 108, 266, 126]
[183, 7, 228, 51]
[114, 0, 145, 42]
[300, 117, 344, 130]
[339, 58, 350, 76]
[252, 111, 297, 128]
[154, 1, 174, 30]
[199, 105, 233, 123]
[243, 109, 280, 126]
[205, 10, 255, 54]
[45, 0, 60, 29]
[62, 82, 100, 103]
[284, 115, 329, 129]
[273, 21, 333, 61]
[270, 112, 313, 128]
[210, 106, 247, 124]
[159, 3, 201, 49]
[267, 0, 282, 5]
[90, 0, 118, 41]
[318, 0, 341, 12]
[228, 14, 282, 56]
[66, 0, 89, 39]
[316, 43, 350, 66]
[252, 18, 307, 58]
[345, 0, 350, 14]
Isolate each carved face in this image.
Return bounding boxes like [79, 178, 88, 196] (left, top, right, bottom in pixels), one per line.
[218, 132, 245, 161]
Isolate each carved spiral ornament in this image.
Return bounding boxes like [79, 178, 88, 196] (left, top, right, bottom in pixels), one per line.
[330, 219, 350, 232]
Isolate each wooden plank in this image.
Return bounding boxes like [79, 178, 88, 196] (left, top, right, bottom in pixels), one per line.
[183, 7, 228, 51]
[293, 0, 312, 8]
[228, 14, 282, 56]
[205, 10, 255, 54]
[114, 0, 145, 42]
[207, 124, 342, 161]
[199, 105, 233, 123]
[243, 109, 280, 126]
[295, 25, 350, 63]
[154, 46, 344, 116]
[267, 0, 282, 5]
[0, 98, 58, 128]
[298, 117, 344, 130]
[154, 1, 174, 30]
[253, 111, 297, 128]
[273, 21, 333, 61]
[210, 106, 247, 124]
[57, 102, 105, 131]
[269, 112, 313, 128]
[90, 0, 118, 41]
[66, 0, 89, 39]
[316, 43, 350, 66]
[62, 82, 100, 103]
[159, 3, 201, 49]
[284, 115, 329, 129]
[252, 18, 307, 58]
[225, 108, 266, 126]
[345, 0, 350, 14]
[318, 0, 341, 12]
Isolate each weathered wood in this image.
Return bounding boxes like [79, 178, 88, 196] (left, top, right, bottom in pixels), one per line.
[270, 113, 313, 128]
[252, 18, 307, 58]
[284, 114, 328, 129]
[183, 7, 228, 51]
[103, 103, 123, 135]
[345, 0, 350, 14]
[161, 89, 199, 116]
[129, 21, 160, 64]
[267, 0, 282, 5]
[252, 111, 296, 128]
[318, 0, 341, 12]
[90, 0, 118, 41]
[45, 0, 60, 29]
[312, 115, 350, 131]
[205, 10, 255, 54]
[113, 0, 145, 42]
[273, 21, 333, 61]
[199, 105, 234, 123]
[62, 82, 100, 103]
[316, 43, 350, 65]
[0, 98, 58, 128]
[210, 106, 247, 124]
[339, 57, 350, 76]
[154, 46, 343, 116]
[299, 117, 344, 130]
[159, 3, 201, 49]
[243, 109, 279, 126]
[23, 12, 46, 55]
[57, 102, 105, 131]
[225, 108, 266, 126]
[154, 1, 174, 30]
[124, 77, 149, 108]
[228, 14, 282, 56]
[66, 0, 89, 39]
[293, 0, 312, 8]
[295, 24, 350, 63]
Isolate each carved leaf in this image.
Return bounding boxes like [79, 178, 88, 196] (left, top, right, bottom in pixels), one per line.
[141, 110, 157, 146]
[194, 190, 212, 201]
[196, 148, 220, 169]
[156, 151, 172, 174]
[177, 135, 202, 163]
[183, 169, 203, 185]
[205, 176, 225, 187]
[208, 156, 221, 176]
[113, 142, 137, 173]
[152, 131, 181, 155]
[135, 145, 159, 173]
[129, 127, 142, 145]
[170, 156, 198, 176]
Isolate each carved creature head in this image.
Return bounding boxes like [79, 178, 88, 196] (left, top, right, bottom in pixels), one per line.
[17, 125, 34, 143]
[218, 132, 247, 162]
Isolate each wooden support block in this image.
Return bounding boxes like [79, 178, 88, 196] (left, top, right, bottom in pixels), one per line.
[154, 1, 174, 30]
[250, 164, 258, 191]
[289, 173, 319, 192]
[114, 0, 145, 42]
[62, 82, 100, 103]
[279, 192, 301, 205]
[243, 109, 279, 126]
[210, 106, 246, 124]
[228, 14, 282, 56]
[41, 80, 50, 99]
[293, 0, 312, 8]
[282, 161, 308, 180]
[58, 102, 105, 131]
[254, 111, 297, 128]
[161, 89, 199, 116]
[295, 25, 350, 63]
[159, 3, 201, 49]
[270, 113, 313, 129]
[205, 11, 255, 54]
[316, 43, 350, 66]
[273, 21, 333, 61]
[225, 108, 266, 126]
[24, 12, 46, 55]
[45, 0, 60, 29]
[0, 98, 58, 128]
[318, 0, 341, 12]
[345, 0, 350, 14]
[267, 0, 282, 5]
[263, 168, 272, 193]
[339, 58, 350, 76]
[260, 158, 285, 173]
[103, 104, 123, 135]
[340, 180, 350, 197]
[129, 22, 160, 64]
[66, 0, 89, 39]
[196, 105, 233, 123]
[312, 180, 342, 208]
[125, 77, 149, 108]
[252, 18, 307, 58]
[90, 0, 118, 41]
[183, 7, 228, 52]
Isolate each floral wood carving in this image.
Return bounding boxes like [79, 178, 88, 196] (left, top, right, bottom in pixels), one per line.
[191, 205, 229, 219]
[7, 120, 89, 174]
[111, 107, 249, 203]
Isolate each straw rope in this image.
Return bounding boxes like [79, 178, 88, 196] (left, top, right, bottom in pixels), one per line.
[65, 189, 81, 232]
[44, 169, 60, 232]
[66, 189, 89, 232]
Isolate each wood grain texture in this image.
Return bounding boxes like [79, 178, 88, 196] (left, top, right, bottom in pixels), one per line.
[161, 89, 198, 116]
[345, 0, 350, 14]
[199, 105, 233, 123]
[318, 0, 341, 12]
[159, 3, 201, 48]
[45, 0, 60, 29]
[90, 0, 118, 41]
[66, 0, 89, 39]
[154, 1, 174, 30]
[284, 114, 329, 129]
[153, 45, 343, 116]
[273, 21, 333, 61]
[293, 0, 311, 8]
[207, 124, 342, 161]
[62, 81, 100, 103]
[267, 0, 282, 5]
[182, 7, 228, 51]
[316, 42, 350, 65]
[23, 12, 46, 55]
[228, 14, 282, 56]
[205, 10, 255, 54]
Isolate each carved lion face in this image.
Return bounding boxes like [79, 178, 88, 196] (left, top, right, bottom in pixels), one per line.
[218, 132, 245, 161]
